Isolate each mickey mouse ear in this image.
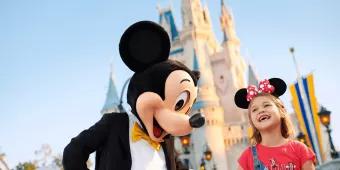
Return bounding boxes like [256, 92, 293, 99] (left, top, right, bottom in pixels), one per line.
[234, 88, 249, 109]
[119, 21, 170, 72]
[269, 78, 287, 97]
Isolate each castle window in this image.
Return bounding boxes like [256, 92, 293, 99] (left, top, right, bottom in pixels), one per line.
[220, 75, 224, 80]
[202, 11, 207, 23]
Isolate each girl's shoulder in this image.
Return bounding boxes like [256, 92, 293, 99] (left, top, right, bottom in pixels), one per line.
[239, 146, 252, 158]
[238, 146, 254, 170]
[288, 140, 317, 164]
[239, 145, 260, 162]
[287, 139, 308, 149]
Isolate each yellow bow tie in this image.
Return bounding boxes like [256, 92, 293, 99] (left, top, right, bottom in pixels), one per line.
[131, 122, 161, 151]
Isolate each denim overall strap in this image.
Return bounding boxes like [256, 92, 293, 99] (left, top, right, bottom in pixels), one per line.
[251, 146, 267, 170]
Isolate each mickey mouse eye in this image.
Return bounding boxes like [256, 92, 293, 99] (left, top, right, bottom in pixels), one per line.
[174, 91, 190, 111]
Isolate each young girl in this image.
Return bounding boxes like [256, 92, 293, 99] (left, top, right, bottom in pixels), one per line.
[234, 78, 316, 170]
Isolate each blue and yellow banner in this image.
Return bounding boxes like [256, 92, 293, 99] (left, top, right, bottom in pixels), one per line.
[289, 73, 324, 163]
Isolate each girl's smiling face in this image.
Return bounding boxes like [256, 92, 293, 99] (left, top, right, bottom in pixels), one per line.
[249, 95, 282, 131]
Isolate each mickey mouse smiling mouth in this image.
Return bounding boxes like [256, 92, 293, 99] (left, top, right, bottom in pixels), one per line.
[153, 118, 164, 138]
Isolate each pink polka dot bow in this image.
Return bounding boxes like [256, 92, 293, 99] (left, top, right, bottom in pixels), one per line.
[246, 79, 275, 102]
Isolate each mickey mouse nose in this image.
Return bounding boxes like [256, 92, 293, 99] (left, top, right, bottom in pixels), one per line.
[189, 113, 205, 128]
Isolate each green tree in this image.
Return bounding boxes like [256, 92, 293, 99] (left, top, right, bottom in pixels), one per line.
[15, 162, 37, 170]
[53, 155, 63, 170]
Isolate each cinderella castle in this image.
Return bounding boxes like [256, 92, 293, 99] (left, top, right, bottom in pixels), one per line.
[101, 0, 258, 169]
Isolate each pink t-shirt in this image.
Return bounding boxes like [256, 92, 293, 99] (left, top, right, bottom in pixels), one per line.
[238, 140, 315, 170]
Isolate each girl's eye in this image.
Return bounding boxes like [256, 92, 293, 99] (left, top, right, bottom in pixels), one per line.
[174, 91, 190, 111]
[252, 108, 258, 113]
[264, 104, 271, 107]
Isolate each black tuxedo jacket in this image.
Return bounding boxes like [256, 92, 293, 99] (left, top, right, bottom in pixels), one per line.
[63, 113, 175, 170]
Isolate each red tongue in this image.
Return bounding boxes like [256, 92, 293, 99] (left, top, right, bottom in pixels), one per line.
[153, 127, 162, 138]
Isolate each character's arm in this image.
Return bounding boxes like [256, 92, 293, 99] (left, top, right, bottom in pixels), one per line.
[62, 114, 114, 170]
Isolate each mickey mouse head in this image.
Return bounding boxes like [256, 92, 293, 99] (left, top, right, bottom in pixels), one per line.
[119, 21, 205, 142]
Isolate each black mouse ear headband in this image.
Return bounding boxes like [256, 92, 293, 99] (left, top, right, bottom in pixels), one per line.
[234, 78, 287, 109]
[119, 20, 171, 72]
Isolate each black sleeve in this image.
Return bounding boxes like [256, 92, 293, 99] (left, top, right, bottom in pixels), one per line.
[62, 114, 116, 170]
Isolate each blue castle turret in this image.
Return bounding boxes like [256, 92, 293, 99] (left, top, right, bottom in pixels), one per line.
[101, 66, 124, 114]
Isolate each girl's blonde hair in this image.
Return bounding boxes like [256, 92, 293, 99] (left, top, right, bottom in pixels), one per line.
[248, 93, 295, 144]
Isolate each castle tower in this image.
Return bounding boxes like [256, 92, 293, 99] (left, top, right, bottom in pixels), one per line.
[210, 0, 247, 123]
[158, 6, 184, 59]
[101, 65, 124, 114]
[162, 1, 226, 169]
[248, 63, 259, 86]
[220, 0, 240, 46]
[158, 6, 179, 44]
[207, 2, 249, 169]
[190, 51, 228, 170]
[180, 0, 220, 58]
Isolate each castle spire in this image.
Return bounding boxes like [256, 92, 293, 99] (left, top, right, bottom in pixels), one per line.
[179, 0, 220, 54]
[248, 63, 260, 86]
[220, 0, 240, 45]
[181, 0, 211, 31]
[101, 64, 124, 114]
[158, 6, 179, 42]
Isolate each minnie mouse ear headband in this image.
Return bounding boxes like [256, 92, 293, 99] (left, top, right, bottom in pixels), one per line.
[119, 20, 170, 72]
[234, 78, 287, 109]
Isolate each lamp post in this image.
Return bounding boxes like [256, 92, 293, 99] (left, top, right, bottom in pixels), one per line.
[203, 145, 217, 170]
[199, 158, 205, 170]
[180, 134, 191, 168]
[318, 106, 339, 159]
[204, 145, 212, 161]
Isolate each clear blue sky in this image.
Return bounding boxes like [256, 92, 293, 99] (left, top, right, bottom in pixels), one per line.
[0, 0, 339, 168]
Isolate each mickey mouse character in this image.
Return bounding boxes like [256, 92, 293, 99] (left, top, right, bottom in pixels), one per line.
[62, 21, 205, 170]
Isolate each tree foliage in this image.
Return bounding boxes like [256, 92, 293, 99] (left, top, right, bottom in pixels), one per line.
[15, 162, 37, 170]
